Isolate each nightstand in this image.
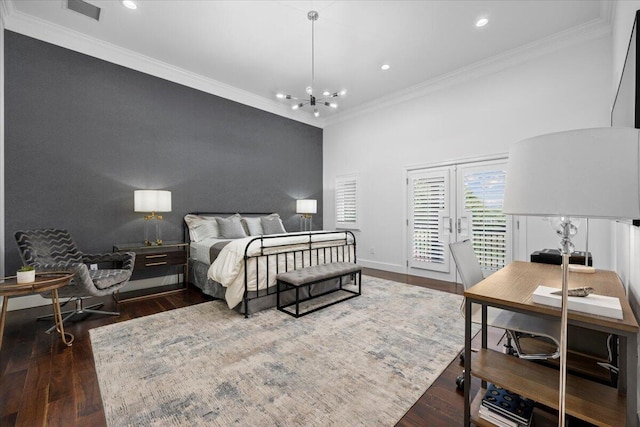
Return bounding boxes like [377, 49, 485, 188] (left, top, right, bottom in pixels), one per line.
[112, 241, 189, 302]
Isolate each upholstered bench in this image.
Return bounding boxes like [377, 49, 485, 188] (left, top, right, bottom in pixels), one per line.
[276, 262, 361, 318]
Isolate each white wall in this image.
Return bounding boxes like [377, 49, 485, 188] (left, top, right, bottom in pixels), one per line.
[612, 0, 640, 306]
[324, 34, 612, 274]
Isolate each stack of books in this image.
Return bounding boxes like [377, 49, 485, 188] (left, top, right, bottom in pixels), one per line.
[479, 383, 534, 427]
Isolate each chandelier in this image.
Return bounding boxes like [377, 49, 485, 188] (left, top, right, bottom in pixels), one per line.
[276, 11, 346, 117]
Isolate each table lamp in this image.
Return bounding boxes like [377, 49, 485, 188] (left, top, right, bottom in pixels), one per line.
[503, 127, 640, 426]
[296, 199, 317, 231]
[134, 190, 172, 245]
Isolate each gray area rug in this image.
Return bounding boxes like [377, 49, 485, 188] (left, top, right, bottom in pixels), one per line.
[90, 276, 466, 426]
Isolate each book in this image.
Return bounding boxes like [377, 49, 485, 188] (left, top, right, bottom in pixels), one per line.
[479, 405, 518, 427]
[532, 285, 623, 319]
[481, 383, 534, 426]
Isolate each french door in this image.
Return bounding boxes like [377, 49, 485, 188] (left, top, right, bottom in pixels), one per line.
[407, 159, 512, 282]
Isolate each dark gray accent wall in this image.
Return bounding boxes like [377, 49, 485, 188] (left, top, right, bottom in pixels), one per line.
[4, 31, 323, 275]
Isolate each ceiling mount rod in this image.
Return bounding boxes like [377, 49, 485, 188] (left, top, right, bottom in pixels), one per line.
[308, 10, 318, 86]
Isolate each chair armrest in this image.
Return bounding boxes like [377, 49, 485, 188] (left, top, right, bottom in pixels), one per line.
[32, 261, 84, 274]
[82, 252, 136, 271]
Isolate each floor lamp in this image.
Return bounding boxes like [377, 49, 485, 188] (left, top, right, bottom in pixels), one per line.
[503, 127, 640, 426]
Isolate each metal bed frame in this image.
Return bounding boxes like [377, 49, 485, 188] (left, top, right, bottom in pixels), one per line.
[184, 213, 357, 317]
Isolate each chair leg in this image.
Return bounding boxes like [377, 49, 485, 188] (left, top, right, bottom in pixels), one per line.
[43, 297, 119, 334]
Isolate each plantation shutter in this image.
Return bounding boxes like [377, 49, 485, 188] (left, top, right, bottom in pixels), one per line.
[336, 175, 359, 229]
[408, 168, 451, 273]
[460, 167, 509, 272]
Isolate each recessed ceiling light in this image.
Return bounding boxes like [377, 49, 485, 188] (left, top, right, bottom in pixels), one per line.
[122, 0, 137, 10]
[381, 64, 391, 71]
[476, 17, 489, 28]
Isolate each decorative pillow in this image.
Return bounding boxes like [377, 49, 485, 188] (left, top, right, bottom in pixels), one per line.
[184, 214, 219, 242]
[217, 215, 248, 239]
[261, 215, 287, 235]
[242, 217, 264, 236]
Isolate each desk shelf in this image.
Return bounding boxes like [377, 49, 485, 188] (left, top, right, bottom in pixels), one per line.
[471, 349, 626, 427]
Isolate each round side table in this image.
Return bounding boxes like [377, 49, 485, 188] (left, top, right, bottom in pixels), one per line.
[0, 271, 75, 351]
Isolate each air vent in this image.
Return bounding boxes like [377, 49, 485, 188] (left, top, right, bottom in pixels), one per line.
[67, 0, 101, 21]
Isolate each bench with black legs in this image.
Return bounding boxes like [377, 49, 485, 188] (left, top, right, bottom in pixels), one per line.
[276, 262, 362, 318]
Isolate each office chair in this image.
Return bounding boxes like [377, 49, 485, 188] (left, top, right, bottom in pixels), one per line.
[15, 229, 136, 332]
[450, 240, 561, 388]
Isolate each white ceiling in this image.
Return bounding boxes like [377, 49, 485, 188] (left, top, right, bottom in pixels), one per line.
[3, 0, 610, 126]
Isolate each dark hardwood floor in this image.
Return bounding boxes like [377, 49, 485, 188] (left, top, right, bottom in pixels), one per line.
[0, 268, 483, 426]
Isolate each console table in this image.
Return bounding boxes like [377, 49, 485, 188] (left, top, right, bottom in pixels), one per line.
[463, 261, 638, 426]
[0, 272, 75, 351]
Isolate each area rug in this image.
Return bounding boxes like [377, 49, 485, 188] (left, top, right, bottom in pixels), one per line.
[90, 276, 466, 426]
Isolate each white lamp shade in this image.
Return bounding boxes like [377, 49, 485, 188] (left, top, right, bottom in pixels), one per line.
[134, 190, 172, 213]
[503, 127, 640, 219]
[296, 199, 317, 214]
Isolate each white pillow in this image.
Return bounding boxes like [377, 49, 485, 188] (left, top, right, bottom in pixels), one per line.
[184, 214, 220, 242]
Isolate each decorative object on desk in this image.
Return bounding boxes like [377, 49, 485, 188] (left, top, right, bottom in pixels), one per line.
[550, 286, 594, 297]
[16, 265, 35, 283]
[275, 11, 346, 118]
[296, 199, 317, 231]
[503, 127, 640, 426]
[134, 189, 172, 245]
[533, 285, 623, 319]
[480, 383, 534, 427]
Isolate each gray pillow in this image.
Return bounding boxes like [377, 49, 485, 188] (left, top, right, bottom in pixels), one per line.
[261, 216, 286, 235]
[242, 216, 263, 235]
[217, 216, 247, 239]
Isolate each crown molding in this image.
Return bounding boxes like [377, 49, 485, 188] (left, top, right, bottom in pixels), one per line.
[2, 1, 324, 128]
[0, 0, 12, 28]
[325, 18, 611, 127]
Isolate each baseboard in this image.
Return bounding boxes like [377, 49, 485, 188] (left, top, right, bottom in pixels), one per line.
[357, 259, 405, 274]
[0, 274, 182, 312]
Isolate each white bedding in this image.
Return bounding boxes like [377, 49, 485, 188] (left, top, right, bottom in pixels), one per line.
[207, 231, 355, 309]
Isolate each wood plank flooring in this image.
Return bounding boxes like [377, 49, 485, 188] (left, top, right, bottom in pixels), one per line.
[0, 268, 480, 426]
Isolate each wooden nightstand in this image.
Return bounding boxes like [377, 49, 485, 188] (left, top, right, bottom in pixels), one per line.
[113, 241, 189, 302]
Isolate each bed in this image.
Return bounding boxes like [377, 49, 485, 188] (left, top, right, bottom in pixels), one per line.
[184, 212, 357, 316]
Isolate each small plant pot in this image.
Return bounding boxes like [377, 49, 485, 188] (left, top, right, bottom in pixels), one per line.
[17, 270, 36, 283]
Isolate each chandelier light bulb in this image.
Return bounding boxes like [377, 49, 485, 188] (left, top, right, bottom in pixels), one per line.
[329, 103, 337, 108]
[323, 90, 330, 96]
[314, 109, 320, 117]
[292, 104, 299, 110]
[306, 86, 313, 95]
[339, 90, 347, 96]
[276, 93, 285, 99]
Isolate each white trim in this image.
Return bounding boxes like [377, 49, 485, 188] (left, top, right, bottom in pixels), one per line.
[324, 19, 611, 127]
[405, 153, 508, 173]
[2, 2, 323, 128]
[357, 259, 405, 274]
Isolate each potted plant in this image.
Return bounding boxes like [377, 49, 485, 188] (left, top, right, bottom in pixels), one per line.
[17, 265, 36, 283]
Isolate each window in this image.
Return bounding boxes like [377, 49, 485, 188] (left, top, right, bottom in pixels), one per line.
[459, 165, 509, 272]
[335, 174, 359, 229]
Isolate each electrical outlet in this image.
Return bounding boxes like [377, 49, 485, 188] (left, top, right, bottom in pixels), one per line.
[90, 263, 98, 271]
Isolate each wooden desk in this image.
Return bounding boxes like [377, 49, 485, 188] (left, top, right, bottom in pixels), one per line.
[0, 272, 75, 352]
[463, 261, 638, 426]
